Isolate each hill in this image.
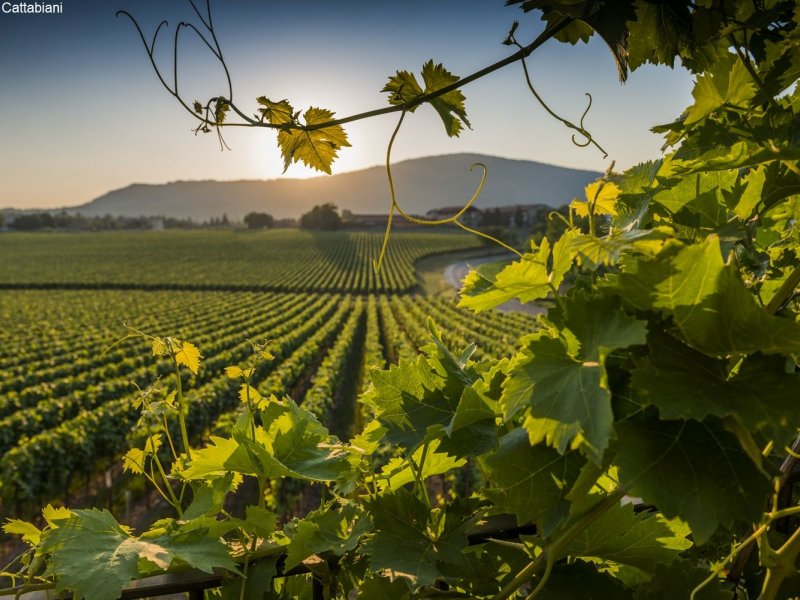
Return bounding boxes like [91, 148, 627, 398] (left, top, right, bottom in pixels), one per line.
[67, 154, 600, 221]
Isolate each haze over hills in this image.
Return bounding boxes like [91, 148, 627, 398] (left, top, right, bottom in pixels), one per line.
[64, 154, 600, 221]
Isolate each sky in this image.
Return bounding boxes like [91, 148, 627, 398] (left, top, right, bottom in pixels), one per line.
[0, 1, 694, 210]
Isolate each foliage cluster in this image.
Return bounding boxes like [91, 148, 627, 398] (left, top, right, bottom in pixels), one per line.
[3, 0, 800, 599]
[243, 213, 275, 230]
[299, 204, 342, 231]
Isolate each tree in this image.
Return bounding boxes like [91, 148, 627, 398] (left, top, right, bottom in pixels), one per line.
[6, 2, 799, 599]
[299, 203, 341, 231]
[243, 212, 274, 229]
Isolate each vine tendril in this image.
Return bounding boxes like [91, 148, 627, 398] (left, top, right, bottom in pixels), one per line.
[373, 114, 522, 273]
[507, 28, 607, 158]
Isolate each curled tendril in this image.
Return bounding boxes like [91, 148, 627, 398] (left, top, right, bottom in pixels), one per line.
[373, 112, 522, 273]
[506, 28, 607, 158]
[571, 93, 594, 148]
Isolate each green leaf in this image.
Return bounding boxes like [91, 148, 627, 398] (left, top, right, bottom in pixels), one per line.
[356, 576, 412, 599]
[362, 331, 486, 455]
[562, 502, 690, 572]
[684, 53, 757, 125]
[620, 236, 800, 356]
[244, 505, 277, 539]
[504, 335, 612, 461]
[383, 61, 470, 137]
[632, 332, 800, 448]
[382, 70, 424, 106]
[536, 560, 633, 600]
[421, 60, 470, 137]
[276, 107, 351, 175]
[614, 418, 771, 544]
[256, 97, 294, 126]
[633, 559, 730, 599]
[376, 439, 466, 492]
[3, 518, 41, 545]
[284, 503, 370, 570]
[360, 491, 479, 588]
[459, 236, 572, 312]
[484, 428, 583, 536]
[40, 509, 159, 600]
[625, 2, 691, 70]
[735, 165, 767, 219]
[550, 292, 648, 363]
[179, 436, 239, 480]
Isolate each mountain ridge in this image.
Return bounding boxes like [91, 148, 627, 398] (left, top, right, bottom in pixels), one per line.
[63, 153, 601, 220]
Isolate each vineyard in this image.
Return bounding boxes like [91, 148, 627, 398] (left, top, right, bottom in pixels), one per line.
[0, 230, 481, 292]
[3, 0, 800, 598]
[0, 234, 528, 512]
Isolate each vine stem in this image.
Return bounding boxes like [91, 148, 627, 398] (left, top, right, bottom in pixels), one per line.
[121, 11, 572, 134]
[764, 264, 800, 315]
[761, 522, 800, 599]
[491, 489, 625, 600]
[170, 352, 193, 462]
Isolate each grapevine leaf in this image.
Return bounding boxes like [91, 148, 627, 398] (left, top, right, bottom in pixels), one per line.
[735, 165, 767, 219]
[632, 332, 800, 448]
[174, 340, 201, 374]
[362, 331, 487, 455]
[3, 519, 41, 545]
[503, 335, 612, 462]
[536, 560, 633, 600]
[571, 180, 620, 217]
[151, 337, 168, 356]
[620, 236, 800, 355]
[383, 61, 469, 136]
[684, 53, 757, 125]
[561, 501, 690, 572]
[122, 447, 146, 474]
[243, 506, 277, 539]
[360, 491, 479, 588]
[614, 418, 771, 543]
[256, 97, 294, 126]
[549, 292, 648, 362]
[376, 439, 466, 491]
[624, 2, 691, 70]
[284, 503, 370, 570]
[459, 236, 570, 312]
[224, 366, 243, 379]
[39, 509, 155, 600]
[220, 557, 279, 600]
[502, 293, 645, 465]
[421, 60, 470, 137]
[179, 436, 239, 480]
[276, 107, 351, 175]
[569, 228, 668, 270]
[382, 70, 424, 106]
[145, 530, 237, 574]
[230, 399, 354, 481]
[633, 559, 730, 599]
[356, 576, 412, 599]
[484, 428, 583, 536]
[43, 504, 72, 527]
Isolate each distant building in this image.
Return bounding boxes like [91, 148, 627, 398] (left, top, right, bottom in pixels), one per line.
[150, 218, 165, 231]
[344, 213, 423, 228]
[425, 206, 481, 226]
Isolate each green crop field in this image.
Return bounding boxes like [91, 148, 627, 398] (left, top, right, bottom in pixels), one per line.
[0, 231, 527, 511]
[0, 230, 481, 292]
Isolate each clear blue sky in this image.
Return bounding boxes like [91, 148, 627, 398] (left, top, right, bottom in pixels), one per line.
[0, 0, 693, 209]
